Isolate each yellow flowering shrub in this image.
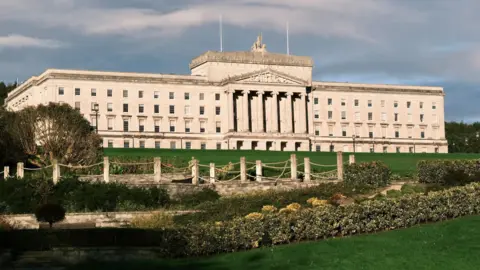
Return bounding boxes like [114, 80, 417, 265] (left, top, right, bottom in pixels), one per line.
[245, 212, 264, 220]
[261, 205, 278, 213]
[307, 197, 319, 205]
[311, 199, 329, 207]
[286, 203, 301, 211]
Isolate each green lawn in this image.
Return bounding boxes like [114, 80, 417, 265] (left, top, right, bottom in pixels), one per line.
[69, 215, 480, 270]
[105, 148, 480, 176]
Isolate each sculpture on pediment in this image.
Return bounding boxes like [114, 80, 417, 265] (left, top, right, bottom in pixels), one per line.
[241, 72, 296, 84]
[251, 34, 267, 52]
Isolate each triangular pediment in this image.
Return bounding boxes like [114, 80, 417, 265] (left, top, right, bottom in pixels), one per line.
[220, 68, 307, 86]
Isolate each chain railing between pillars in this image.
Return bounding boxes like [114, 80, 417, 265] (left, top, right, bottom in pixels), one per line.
[1, 152, 354, 184]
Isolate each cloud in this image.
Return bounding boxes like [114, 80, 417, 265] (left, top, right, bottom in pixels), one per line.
[0, 35, 65, 49]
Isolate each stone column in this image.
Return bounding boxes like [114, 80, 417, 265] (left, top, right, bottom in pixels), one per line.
[227, 90, 235, 132]
[290, 154, 297, 181]
[240, 157, 247, 182]
[300, 93, 307, 133]
[257, 91, 265, 132]
[337, 151, 344, 180]
[271, 91, 279, 132]
[192, 159, 199, 185]
[304, 157, 311, 182]
[17, 162, 24, 179]
[210, 163, 216, 183]
[349, 155, 356, 165]
[286, 92, 293, 133]
[52, 159, 60, 184]
[242, 90, 250, 132]
[3, 166, 9, 179]
[104, 156, 110, 183]
[154, 157, 161, 182]
[256, 160, 262, 182]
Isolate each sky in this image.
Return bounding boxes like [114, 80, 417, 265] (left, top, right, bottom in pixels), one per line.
[0, 0, 479, 122]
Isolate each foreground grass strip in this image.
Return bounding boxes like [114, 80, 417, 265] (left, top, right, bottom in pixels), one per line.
[70, 215, 480, 270]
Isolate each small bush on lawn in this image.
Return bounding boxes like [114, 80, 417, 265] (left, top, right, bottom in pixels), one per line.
[35, 203, 66, 228]
[344, 161, 391, 188]
[417, 159, 480, 185]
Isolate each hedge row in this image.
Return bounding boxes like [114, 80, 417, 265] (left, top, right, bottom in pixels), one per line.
[417, 159, 480, 185]
[3, 183, 480, 257]
[344, 161, 391, 188]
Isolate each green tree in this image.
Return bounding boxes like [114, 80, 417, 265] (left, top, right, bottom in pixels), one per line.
[0, 108, 25, 169]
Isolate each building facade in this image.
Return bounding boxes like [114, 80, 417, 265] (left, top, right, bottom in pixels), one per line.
[4, 36, 448, 153]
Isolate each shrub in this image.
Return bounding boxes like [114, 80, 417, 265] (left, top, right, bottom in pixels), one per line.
[35, 203, 66, 228]
[344, 161, 391, 188]
[175, 188, 220, 207]
[130, 212, 175, 229]
[417, 159, 480, 185]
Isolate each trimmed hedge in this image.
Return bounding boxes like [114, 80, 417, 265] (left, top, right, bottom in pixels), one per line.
[417, 159, 480, 185]
[4, 183, 480, 257]
[344, 161, 391, 188]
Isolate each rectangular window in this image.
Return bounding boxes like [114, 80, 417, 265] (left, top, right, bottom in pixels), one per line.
[315, 129, 320, 136]
[381, 100, 385, 107]
[394, 101, 398, 108]
[169, 120, 175, 132]
[201, 143, 206, 150]
[58, 87, 64, 95]
[123, 90, 128, 98]
[381, 112, 387, 121]
[354, 99, 359, 106]
[138, 104, 144, 113]
[154, 91, 159, 99]
[327, 98, 332, 105]
[169, 105, 175, 114]
[341, 111, 346, 120]
[408, 127, 413, 138]
[123, 104, 128, 113]
[368, 112, 373, 120]
[314, 110, 319, 119]
[139, 119, 145, 132]
[368, 100, 372, 107]
[107, 103, 113, 112]
[185, 142, 191, 150]
[154, 120, 160, 133]
[216, 106, 221, 115]
[341, 99, 346, 106]
[420, 114, 424, 122]
[342, 126, 347, 137]
[170, 141, 176, 149]
[107, 89, 112, 97]
[74, 102, 80, 110]
[107, 118, 113, 130]
[185, 92, 190, 100]
[316, 145, 321, 152]
[169, 92, 174, 99]
[155, 141, 160, 149]
[383, 146, 388, 153]
[328, 111, 333, 119]
[314, 98, 319, 105]
[138, 90, 143, 98]
[108, 140, 113, 148]
[75, 88, 80, 96]
[394, 113, 398, 122]
[139, 140, 145, 148]
[216, 121, 221, 133]
[395, 130, 399, 138]
[200, 121, 206, 133]
[382, 126, 387, 138]
[199, 93, 204, 100]
[328, 126, 333, 137]
[124, 140, 130, 148]
[421, 131, 425, 138]
[409, 147, 414, 153]
[396, 147, 400, 153]
[355, 112, 360, 121]
[184, 105, 191, 115]
[216, 143, 222, 150]
[432, 102, 437, 110]
[369, 131, 373, 138]
[185, 120, 191, 133]
[91, 88, 96, 96]
[370, 147, 374, 153]
[199, 106, 205, 115]
[154, 104, 159, 114]
[123, 120, 129, 132]
[407, 101, 411, 108]
[215, 93, 220, 101]
[420, 102, 424, 109]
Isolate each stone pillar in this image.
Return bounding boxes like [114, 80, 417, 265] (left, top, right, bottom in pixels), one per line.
[290, 154, 297, 181]
[192, 159, 199, 185]
[240, 157, 247, 182]
[3, 166, 9, 179]
[227, 90, 235, 132]
[257, 91, 264, 132]
[52, 159, 60, 184]
[16, 162, 24, 179]
[337, 151, 344, 180]
[300, 93, 307, 133]
[103, 156, 110, 183]
[256, 160, 262, 182]
[154, 157, 161, 182]
[349, 154, 356, 165]
[304, 157, 311, 182]
[242, 90, 250, 132]
[210, 163, 216, 183]
[286, 92, 293, 133]
[271, 91, 279, 132]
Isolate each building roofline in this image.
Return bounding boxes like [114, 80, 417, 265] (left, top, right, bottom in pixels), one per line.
[313, 81, 444, 95]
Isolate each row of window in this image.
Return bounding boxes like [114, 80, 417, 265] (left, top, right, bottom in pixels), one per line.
[316, 111, 437, 123]
[108, 140, 223, 150]
[60, 87, 221, 101]
[313, 98, 437, 110]
[314, 145, 439, 153]
[81, 102, 221, 116]
[313, 125, 436, 139]
[114, 119, 222, 134]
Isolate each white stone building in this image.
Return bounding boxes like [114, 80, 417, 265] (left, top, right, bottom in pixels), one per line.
[4, 36, 448, 153]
